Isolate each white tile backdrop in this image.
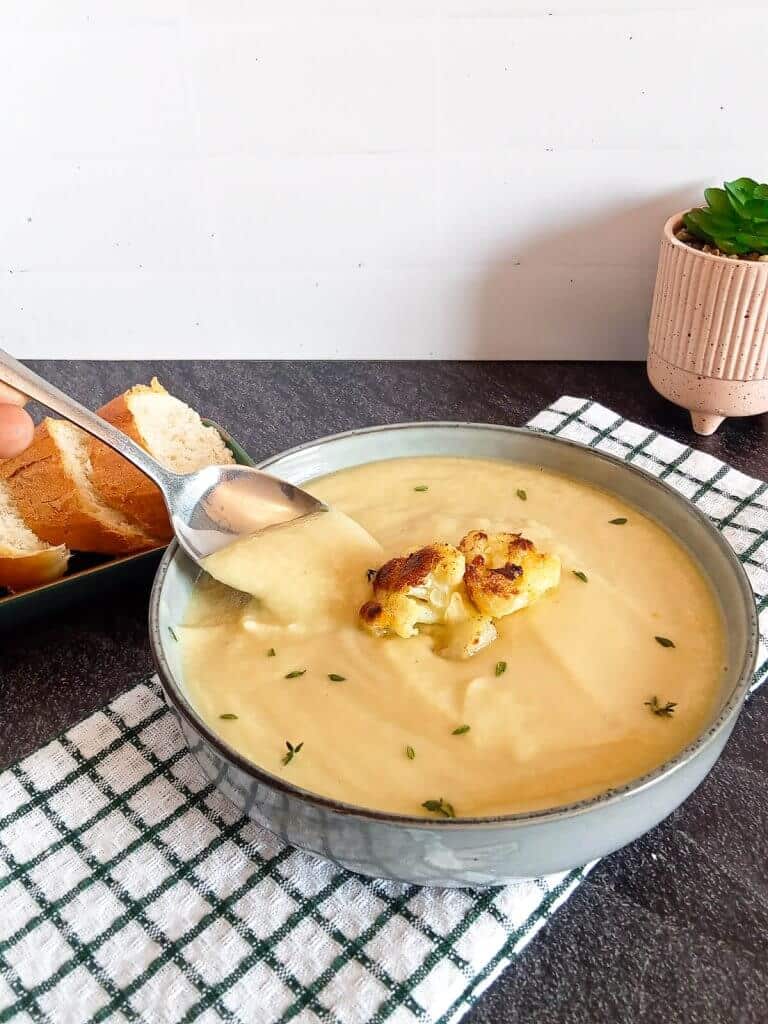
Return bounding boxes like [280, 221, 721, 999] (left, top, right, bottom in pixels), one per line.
[0, 2, 764, 358]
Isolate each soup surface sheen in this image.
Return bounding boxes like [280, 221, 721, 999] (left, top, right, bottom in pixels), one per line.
[180, 456, 725, 817]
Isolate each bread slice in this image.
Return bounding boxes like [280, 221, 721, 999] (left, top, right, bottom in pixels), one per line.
[0, 418, 160, 554]
[88, 378, 235, 540]
[0, 478, 69, 591]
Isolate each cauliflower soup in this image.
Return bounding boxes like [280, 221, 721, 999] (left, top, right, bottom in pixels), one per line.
[179, 456, 725, 818]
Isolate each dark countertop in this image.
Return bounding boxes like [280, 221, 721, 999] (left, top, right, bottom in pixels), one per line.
[3, 360, 768, 1024]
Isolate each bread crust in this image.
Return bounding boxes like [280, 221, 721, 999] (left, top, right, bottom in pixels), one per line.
[88, 381, 172, 541]
[0, 546, 68, 592]
[0, 420, 160, 555]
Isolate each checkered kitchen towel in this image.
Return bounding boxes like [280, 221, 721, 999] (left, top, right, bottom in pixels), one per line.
[2, 397, 767, 1024]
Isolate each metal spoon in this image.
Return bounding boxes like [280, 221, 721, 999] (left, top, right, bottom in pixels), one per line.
[0, 350, 326, 565]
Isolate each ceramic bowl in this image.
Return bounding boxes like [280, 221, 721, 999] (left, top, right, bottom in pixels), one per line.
[149, 423, 757, 887]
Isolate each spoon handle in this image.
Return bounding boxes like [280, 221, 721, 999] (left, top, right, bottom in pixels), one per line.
[0, 349, 173, 490]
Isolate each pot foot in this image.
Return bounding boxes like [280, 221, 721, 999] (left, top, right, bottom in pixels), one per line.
[691, 412, 725, 436]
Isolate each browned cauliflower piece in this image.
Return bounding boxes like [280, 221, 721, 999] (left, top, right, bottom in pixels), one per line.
[437, 591, 498, 660]
[459, 530, 561, 619]
[359, 542, 465, 639]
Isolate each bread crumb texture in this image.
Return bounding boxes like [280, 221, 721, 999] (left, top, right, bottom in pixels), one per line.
[129, 379, 234, 473]
[0, 478, 49, 554]
[0, 477, 69, 590]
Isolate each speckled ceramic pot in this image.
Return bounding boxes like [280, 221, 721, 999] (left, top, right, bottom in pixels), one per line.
[150, 423, 757, 886]
[648, 213, 768, 435]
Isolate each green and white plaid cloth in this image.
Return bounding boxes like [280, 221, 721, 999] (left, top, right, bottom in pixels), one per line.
[2, 396, 767, 1024]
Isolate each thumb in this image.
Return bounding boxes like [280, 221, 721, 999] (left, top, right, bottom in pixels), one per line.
[0, 403, 34, 458]
[0, 382, 28, 407]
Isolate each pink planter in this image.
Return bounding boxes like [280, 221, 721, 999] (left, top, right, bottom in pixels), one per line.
[647, 213, 768, 435]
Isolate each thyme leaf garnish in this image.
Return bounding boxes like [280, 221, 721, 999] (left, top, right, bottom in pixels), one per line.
[645, 696, 677, 717]
[285, 669, 306, 679]
[422, 798, 456, 819]
[366, 568, 377, 582]
[516, 488, 527, 501]
[572, 570, 588, 583]
[405, 745, 415, 760]
[267, 648, 276, 657]
[654, 636, 675, 648]
[282, 740, 304, 765]
[219, 713, 238, 720]
[328, 673, 346, 682]
[168, 626, 178, 641]
[495, 661, 507, 676]
[414, 485, 429, 492]
[609, 517, 628, 525]
[452, 724, 470, 735]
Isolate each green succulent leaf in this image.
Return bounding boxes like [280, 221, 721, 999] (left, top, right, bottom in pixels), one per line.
[714, 236, 750, 255]
[704, 188, 732, 217]
[699, 210, 736, 236]
[743, 199, 768, 222]
[684, 209, 722, 242]
[728, 177, 760, 192]
[683, 178, 768, 256]
[735, 232, 768, 250]
[725, 177, 759, 212]
[682, 210, 713, 242]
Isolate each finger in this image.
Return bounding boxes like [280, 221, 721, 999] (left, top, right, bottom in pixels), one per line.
[0, 404, 34, 458]
[0, 383, 28, 408]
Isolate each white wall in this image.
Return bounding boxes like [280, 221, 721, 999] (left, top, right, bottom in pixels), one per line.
[0, 2, 765, 360]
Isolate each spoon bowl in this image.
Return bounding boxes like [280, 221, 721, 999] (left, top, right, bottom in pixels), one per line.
[166, 462, 326, 563]
[0, 350, 326, 567]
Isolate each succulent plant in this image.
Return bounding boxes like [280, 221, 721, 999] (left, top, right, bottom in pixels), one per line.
[682, 177, 768, 256]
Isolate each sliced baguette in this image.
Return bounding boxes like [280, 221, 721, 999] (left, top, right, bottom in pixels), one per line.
[0, 478, 69, 591]
[88, 378, 235, 540]
[0, 418, 160, 554]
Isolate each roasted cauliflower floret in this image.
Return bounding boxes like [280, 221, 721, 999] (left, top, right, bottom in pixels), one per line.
[359, 543, 465, 639]
[459, 530, 561, 619]
[359, 531, 560, 655]
[437, 592, 498, 660]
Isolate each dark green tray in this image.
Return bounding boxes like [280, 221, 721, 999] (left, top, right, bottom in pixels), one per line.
[0, 422, 255, 631]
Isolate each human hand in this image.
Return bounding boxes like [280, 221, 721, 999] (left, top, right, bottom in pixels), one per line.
[0, 383, 34, 458]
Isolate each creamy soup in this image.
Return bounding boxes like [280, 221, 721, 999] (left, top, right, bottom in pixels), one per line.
[180, 456, 725, 818]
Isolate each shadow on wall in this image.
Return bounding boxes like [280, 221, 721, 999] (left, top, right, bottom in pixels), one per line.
[471, 188, 697, 360]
